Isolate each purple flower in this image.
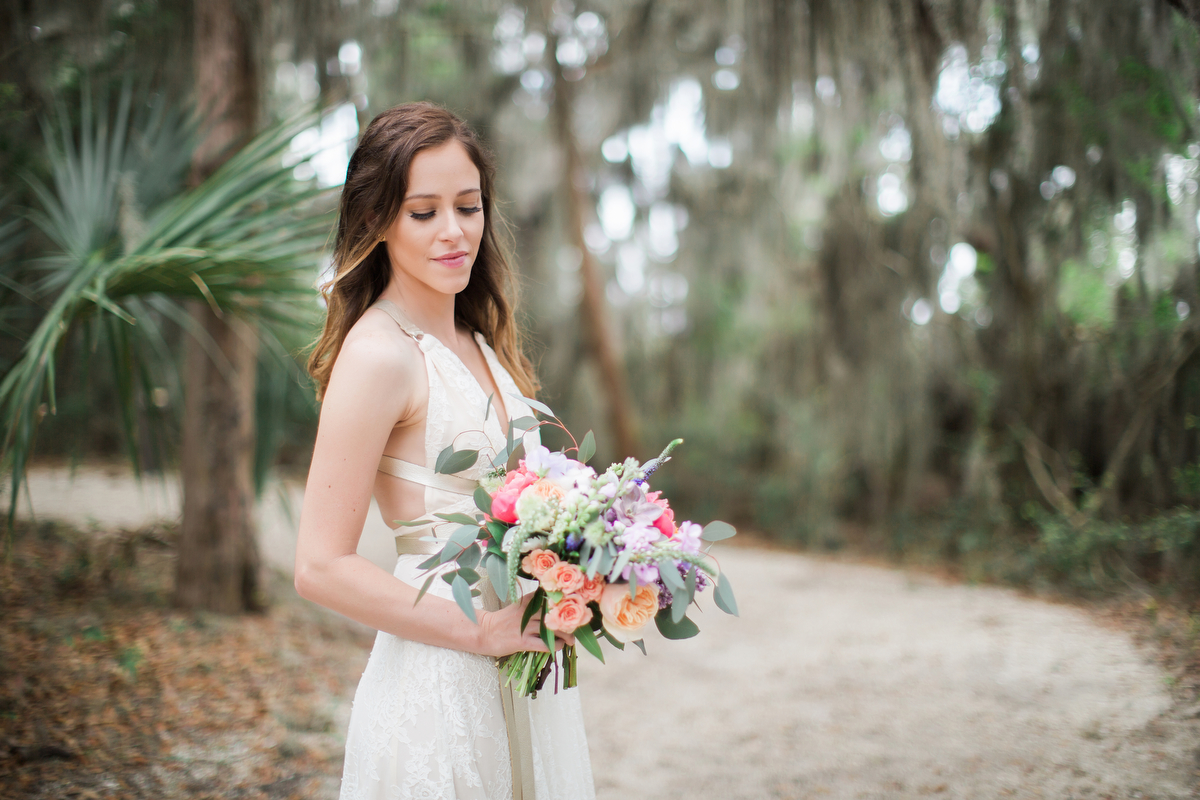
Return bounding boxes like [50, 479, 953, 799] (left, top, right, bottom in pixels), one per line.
[674, 561, 709, 592]
[619, 522, 661, 551]
[631, 561, 659, 585]
[675, 521, 703, 554]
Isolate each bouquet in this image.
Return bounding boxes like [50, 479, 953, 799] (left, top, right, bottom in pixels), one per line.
[404, 395, 739, 697]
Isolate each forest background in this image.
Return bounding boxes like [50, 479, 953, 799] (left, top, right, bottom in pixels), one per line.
[2, 0, 1200, 606]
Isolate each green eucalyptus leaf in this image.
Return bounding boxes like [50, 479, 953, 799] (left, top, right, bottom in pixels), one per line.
[509, 415, 538, 432]
[436, 448, 480, 475]
[609, 549, 631, 583]
[700, 521, 737, 542]
[451, 574, 477, 624]
[573, 623, 604, 663]
[586, 545, 604, 579]
[671, 591, 688, 623]
[393, 518, 434, 527]
[434, 444, 456, 472]
[438, 531, 478, 564]
[578, 430, 595, 464]
[539, 616, 555, 652]
[655, 609, 700, 640]
[474, 486, 493, 516]
[659, 560, 685, 591]
[599, 627, 625, 650]
[417, 553, 440, 570]
[714, 572, 739, 617]
[435, 512, 480, 525]
[630, 639, 647, 656]
[457, 542, 481, 571]
[686, 563, 698, 604]
[485, 551, 510, 602]
[484, 391, 494, 421]
[507, 392, 555, 418]
[491, 443, 512, 468]
[413, 572, 438, 606]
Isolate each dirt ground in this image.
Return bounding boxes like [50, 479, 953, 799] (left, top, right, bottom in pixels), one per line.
[5, 465, 1200, 799]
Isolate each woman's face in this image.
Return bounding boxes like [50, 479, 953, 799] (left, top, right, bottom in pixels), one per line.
[383, 139, 485, 298]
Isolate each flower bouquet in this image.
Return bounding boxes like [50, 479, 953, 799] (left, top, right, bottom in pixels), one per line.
[404, 395, 739, 697]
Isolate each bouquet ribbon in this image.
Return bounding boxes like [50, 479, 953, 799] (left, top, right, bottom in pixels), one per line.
[395, 533, 536, 800]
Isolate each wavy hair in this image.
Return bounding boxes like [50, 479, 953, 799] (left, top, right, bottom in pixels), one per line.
[307, 102, 538, 400]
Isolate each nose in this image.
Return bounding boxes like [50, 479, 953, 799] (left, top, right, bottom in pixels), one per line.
[438, 206, 463, 242]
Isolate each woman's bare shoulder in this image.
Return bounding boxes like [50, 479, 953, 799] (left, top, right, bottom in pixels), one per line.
[325, 307, 427, 413]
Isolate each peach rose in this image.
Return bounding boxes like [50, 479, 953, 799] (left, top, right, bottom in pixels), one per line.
[540, 562, 585, 595]
[576, 573, 605, 604]
[544, 596, 593, 634]
[521, 479, 566, 504]
[521, 549, 560, 579]
[598, 582, 660, 642]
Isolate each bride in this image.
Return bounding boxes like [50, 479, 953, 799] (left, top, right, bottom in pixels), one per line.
[294, 102, 595, 800]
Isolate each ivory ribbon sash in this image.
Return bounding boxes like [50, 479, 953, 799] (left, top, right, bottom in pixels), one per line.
[395, 533, 536, 800]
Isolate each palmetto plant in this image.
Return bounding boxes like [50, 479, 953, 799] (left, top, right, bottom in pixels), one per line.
[1, 84, 335, 523]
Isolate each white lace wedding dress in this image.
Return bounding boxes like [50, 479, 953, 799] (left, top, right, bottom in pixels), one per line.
[338, 300, 595, 800]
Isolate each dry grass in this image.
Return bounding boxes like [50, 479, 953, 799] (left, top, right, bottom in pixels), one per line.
[0, 521, 370, 799]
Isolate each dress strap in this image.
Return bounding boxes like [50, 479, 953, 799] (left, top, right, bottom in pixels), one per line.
[378, 454, 478, 495]
[370, 298, 425, 341]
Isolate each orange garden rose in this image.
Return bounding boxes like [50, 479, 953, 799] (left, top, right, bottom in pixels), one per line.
[521, 549, 560, 579]
[576, 574, 605, 604]
[521, 479, 566, 503]
[540, 562, 585, 594]
[598, 582, 660, 642]
[544, 596, 593, 634]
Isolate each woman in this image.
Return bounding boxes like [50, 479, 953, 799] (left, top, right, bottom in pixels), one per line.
[295, 102, 594, 800]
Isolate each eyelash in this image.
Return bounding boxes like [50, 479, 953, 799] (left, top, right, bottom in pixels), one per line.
[409, 206, 482, 221]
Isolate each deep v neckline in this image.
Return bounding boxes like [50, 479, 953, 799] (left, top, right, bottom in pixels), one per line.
[430, 331, 512, 440]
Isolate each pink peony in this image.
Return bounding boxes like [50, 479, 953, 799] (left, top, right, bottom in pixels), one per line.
[490, 469, 537, 524]
[646, 490, 677, 538]
[521, 549, 560, 579]
[540, 562, 585, 595]
[576, 573, 605, 604]
[544, 595, 593, 634]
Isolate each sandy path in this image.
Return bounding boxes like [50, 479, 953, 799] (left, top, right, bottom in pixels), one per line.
[12, 466, 1200, 798]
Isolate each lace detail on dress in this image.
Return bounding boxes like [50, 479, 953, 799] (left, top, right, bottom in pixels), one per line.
[340, 556, 513, 800]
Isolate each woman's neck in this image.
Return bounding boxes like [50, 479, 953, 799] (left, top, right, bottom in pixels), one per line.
[378, 277, 464, 349]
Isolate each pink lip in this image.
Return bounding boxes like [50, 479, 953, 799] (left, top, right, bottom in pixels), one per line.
[433, 251, 469, 268]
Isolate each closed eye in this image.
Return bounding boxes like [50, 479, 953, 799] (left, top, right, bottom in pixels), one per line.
[458, 206, 482, 214]
[410, 210, 435, 221]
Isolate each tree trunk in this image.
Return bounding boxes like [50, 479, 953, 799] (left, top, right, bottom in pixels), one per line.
[551, 61, 640, 460]
[174, 0, 263, 613]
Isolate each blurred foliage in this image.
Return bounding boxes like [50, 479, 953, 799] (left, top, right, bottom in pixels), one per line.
[0, 81, 333, 512]
[3, 0, 1200, 596]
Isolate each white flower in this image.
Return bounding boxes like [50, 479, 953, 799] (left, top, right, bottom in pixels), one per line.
[515, 488, 551, 523]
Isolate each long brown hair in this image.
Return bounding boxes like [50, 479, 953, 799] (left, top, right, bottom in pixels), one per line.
[307, 102, 539, 400]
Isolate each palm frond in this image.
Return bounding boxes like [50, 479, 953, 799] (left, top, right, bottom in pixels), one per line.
[2, 88, 335, 527]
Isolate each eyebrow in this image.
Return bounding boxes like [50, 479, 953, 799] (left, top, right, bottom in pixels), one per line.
[404, 188, 482, 201]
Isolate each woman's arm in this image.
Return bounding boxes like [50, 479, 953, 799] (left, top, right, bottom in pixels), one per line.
[293, 320, 550, 657]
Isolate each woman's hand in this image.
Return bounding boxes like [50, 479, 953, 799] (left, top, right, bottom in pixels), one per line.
[478, 593, 577, 658]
